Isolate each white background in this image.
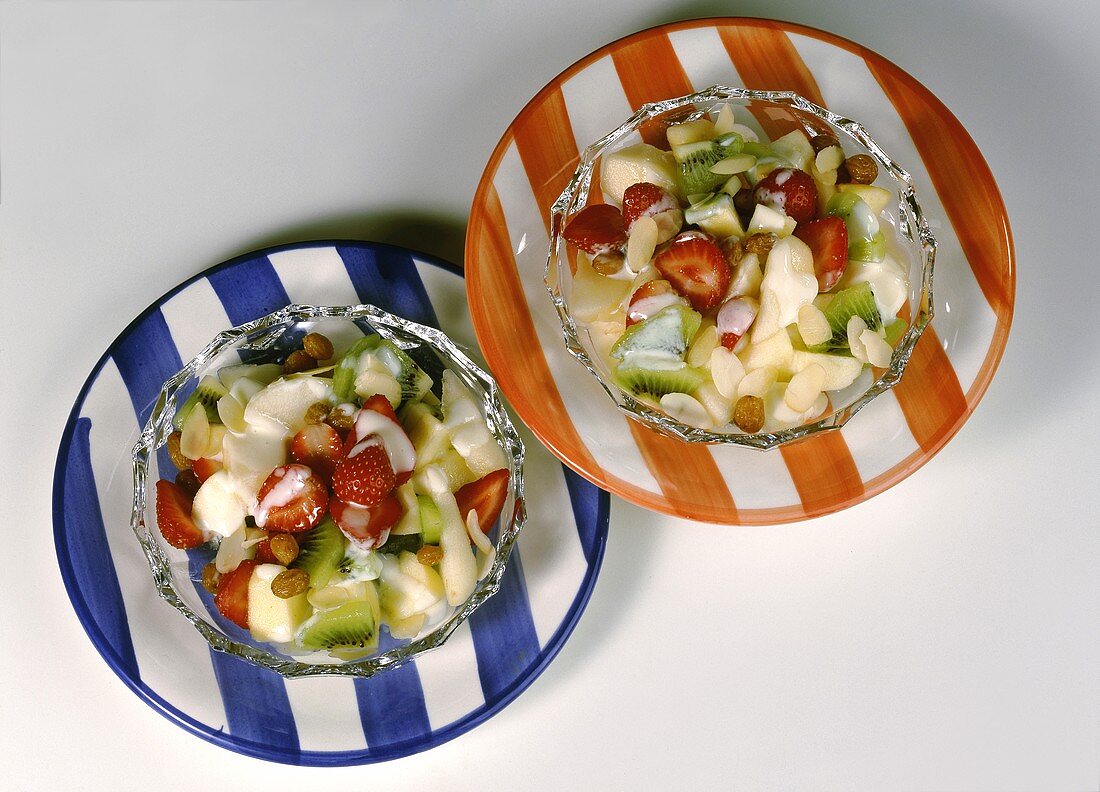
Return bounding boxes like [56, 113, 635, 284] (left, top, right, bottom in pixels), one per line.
[3, 1, 1098, 790]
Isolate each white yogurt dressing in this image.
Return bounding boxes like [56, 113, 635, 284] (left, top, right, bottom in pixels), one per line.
[840, 252, 909, 320]
[253, 464, 310, 528]
[350, 409, 416, 473]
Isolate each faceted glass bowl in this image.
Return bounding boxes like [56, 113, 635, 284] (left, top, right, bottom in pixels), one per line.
[545, 86, 936, 449]
[130, 304, 526, 678]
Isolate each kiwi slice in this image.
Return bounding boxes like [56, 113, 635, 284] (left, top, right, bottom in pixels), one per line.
[331, 335, 432, 405]
[173, 375, 227, 429]
[417, 495, 443, 544]
[672, 132, 744, 195]
[297, 597, 380, 652]
[616, 365, 706, 400]
[290, 518, 345, 589]
[611, 305, 701, 362]
[826, 192, 885, 262]
[808, 282, 883, 353]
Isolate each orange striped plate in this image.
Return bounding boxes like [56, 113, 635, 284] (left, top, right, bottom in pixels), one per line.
[465, 18, 1014, 525]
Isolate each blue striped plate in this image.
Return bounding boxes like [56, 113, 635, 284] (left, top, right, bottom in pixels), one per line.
[53, 241, 610, 765]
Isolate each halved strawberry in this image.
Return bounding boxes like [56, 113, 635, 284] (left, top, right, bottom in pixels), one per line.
[345, 397, 415, 486]
[361, 393, 399, 423]
[191, 457, 222, 484]
[562, 203, 627, 255]
[622, 182, 677, 229]
[332, 442, 396, 507]
[794, 216, 848, 292]
[716, 296, 759, 350]
[454, 468, 510, 533]
[290, 423, 344, 484]
[753, 167, 819, 225]
[214, 559, 258, 629]
[626, 279, 687, 326]
[653, 232, 731, 312]
[254, 464, 329, 533]
[154, 479, 206, 549]
[330, 495, 401, 549]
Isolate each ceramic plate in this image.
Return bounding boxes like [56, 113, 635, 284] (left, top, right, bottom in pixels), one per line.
[466, 18, 1014, 524]
[53, 241, 610, 765]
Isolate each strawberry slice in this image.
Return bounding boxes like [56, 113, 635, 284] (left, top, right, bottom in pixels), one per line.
[753, 167, 819, 225]
[562, 203, 627, 255]
[254, 464, 329, 533]
[653, 232, 731, 312]
[330, 495, 401, 549]
[154, 479, 206, 549]
[214, 559, 258, 629]
[332, 441, 396, 507]
[622, 182, 677, 229]
[454, 468, 510, 533]
[626, 279, 687, 326]
[290, 423, 344, 484]
[344, 397, 415, 486]
[361, 393, 399, 422]
[191, 457, 223, 483]
[794, 216, 849, 292]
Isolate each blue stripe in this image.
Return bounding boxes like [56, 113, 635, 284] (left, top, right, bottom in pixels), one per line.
[62, 418, 140, 678]
[337, 245, 439, 329]
[561, 465, 604, 565]
[353, 633, 431, 748]
[206, 256, 291, 326]
[467, 546, 541, 703]
[113, 307, 299, 753]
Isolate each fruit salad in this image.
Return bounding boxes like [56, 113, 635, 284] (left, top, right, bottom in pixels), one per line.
[561, 103, 910, 434]
[154, 327, 511, 659]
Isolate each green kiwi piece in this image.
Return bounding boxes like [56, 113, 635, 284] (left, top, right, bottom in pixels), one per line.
[378, 532, 424, 555]
[808, 282, 883, 353]
[297, 599, 379, 652]
[615, 365, 706, 400]
[610, 305, 701, 361]
[672, 132, 744, 195]
[417, 495, 444, 544]
[173, 375, 228, 429]
[290, 518, 345, 589]
[331, 335, 432, 406]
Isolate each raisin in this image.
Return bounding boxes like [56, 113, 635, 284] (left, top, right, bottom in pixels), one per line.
[416, 545, 444, 566]
[302, 332, 334, 361]
[326, 404, 356, 433]
[201, 563, 220, 595]
[810, 133, 839, 153]
[842, 154, 878, 184]
[744, 232, 777, 258]
[283, 350, 316, 374]
[167, 431, 190, 471]
[733, 395, 765, 434]
[175, 468, 201, 499]
[591, 250, 625, 275]
[269, 533, 299, 566]
[304, 401, 330, 425]
[271, 568, 310, 599]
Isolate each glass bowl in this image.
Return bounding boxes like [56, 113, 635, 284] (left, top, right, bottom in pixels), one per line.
[545, 85, 936, 449]
[129, 303, 526, 678]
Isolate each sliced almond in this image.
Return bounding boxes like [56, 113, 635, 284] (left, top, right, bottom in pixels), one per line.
[847, 315, 870, 364]
[815, 144, 844, 173]
[659, 392, 713, 429]
[713, 103, 737, 135]
[625, 214, 659, 272]
[737, 366, 777, 399]
[651, 208, 683, 244]
[797, 304, 832, 347]
[709, 154, 757, 175]
[784, 363, 826, 413]
[686, 323, 718, 368]
[204, 424, 228, 459]
[217, 393, 248, 434]
[666, 118, 715, 148]
[710, 346, 747, 399]
[860, 328, 894, 368]
[179, 402, 211, 460]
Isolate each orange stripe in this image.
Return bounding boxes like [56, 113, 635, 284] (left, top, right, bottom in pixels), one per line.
[889, 327, 968, 453]
[511, 87, 580, 237]
[610, 31, 695, 147]
[779, 431, 865, 517]
[865, 61, 1013, 323]
[627, 424, 739, 522]
[717, 22, 827, 139]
